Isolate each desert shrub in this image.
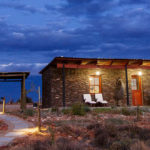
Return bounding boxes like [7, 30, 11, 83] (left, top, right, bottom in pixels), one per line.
[93, 108, 120, 114]
[71, 103, 87, 116]
[83, 105, 91, 112]
[62, 108, 71, 115]
[24, 109, 35, 117]
[138, 128, 150, 141]
[114, 78, 124, 106]
[94, 130, 109, 147]
[121, 108, 135, 116]
[130, 140, 150, 150]
[56, 138, 85, 150]
[110, 139, 131, 150]
[87, 123, 100, 130]
[106, 124, 118, 138]
[51, 107, 59, 113]
[105, 118, 129, 126]
[48, 126, 55, 144]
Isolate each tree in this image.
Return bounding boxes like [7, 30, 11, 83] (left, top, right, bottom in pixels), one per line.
[114, 78, 124, 106]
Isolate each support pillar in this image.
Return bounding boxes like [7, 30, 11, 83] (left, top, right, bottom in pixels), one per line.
[62, 64, 66, 107]
[21, 74, 26, 110]
[125, 65, 129, 106]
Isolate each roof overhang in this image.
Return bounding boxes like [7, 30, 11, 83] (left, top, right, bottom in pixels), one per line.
[40, 57, 150, 73]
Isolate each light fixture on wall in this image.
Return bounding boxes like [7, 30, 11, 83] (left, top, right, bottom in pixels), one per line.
[138, 72, 142, 76]
[89, 77, 93, 81]
[96, 71, 100, 75]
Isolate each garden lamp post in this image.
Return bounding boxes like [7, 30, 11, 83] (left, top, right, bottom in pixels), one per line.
[1, 97, 5, 114]
[37, 86, 41, 132]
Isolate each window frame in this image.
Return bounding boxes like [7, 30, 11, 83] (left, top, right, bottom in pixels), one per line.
[89, 75, 102, 94]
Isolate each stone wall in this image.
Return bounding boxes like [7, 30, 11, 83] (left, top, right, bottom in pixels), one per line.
[42, 66, 150, 107]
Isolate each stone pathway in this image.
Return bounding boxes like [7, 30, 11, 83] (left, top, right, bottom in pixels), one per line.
[0, 113, 35, 147]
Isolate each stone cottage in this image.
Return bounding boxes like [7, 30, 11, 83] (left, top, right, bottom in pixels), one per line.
[40, 57, 150, 108]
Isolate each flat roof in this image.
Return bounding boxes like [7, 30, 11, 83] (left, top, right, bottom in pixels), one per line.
[40, 57, 150, 73]
[0, 72, 30, 79]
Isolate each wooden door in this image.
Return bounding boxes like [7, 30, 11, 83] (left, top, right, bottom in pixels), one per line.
[131, 75, 143, 106]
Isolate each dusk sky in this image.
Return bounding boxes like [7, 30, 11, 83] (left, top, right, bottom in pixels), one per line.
[0, 0, 150, 75]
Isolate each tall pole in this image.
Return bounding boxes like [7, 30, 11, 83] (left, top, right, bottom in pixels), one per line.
[62, 64, 66, 107]
[3, 97, 5, 114]
[38, 86, 41, 132]
[125, 65, 129, 106]
[21, 74, 26, 110]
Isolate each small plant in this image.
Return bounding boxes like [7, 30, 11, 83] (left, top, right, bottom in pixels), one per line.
[71, 103, 86, 116]
[121, 107, 140, 116]
[114, 78, 124, 106]
[24, 109, 35, 117]
[48, 126, 55, 144]
[51, 107, 59, 113]
[93, 108, 120, 114]
[105, 118, 129, 126]
[62, 108, 71, 115]
[83, 105, 91, 113]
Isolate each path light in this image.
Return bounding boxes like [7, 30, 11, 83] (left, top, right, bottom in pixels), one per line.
[138, 72, 142, 76]
[96, 71, 100, 75]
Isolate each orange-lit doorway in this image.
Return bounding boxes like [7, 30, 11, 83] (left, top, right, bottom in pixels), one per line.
[131, 75, 143, 106]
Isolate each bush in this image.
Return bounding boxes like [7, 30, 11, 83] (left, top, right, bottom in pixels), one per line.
[94, 127, 109, 148]
[24, 109, 35, 117]
[62, 108, 71, 115]
[51, 107, 59, 113]
[105, 118, 129, 126]
[110, 139, 131, 150]
[56, 138, 85, 150]
[121, 107, 142, 116]
[71, 103, 87, 116]
[93, 108, 120, 114]
[83, 105, 91, 113]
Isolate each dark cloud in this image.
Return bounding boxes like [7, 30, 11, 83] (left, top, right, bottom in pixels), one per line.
[0, 2, 46, 14]
[0, 0, 150, 74]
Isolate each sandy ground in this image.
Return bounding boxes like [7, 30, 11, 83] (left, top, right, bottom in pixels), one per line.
[0, 104, 33, 112]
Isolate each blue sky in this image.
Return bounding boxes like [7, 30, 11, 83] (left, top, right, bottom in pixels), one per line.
[0, 0, 150, 74]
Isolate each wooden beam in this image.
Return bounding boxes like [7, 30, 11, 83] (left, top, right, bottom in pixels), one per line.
[142, 61, 150, 66]
[21, 74, 26, 110]
[0, 80, 21, 82]
[111, 61, 128, 66]
[57, 63, 150, 69]
[97, 60, 112, 65]
[80, 60, 90, 65]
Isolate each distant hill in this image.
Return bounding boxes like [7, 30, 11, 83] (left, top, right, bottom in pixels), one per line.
[0, 75, 42, 103]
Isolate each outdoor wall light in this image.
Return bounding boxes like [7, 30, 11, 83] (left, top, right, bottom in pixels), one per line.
[138, 72, 142, 76]
[96, 71, 100, 75]
[89, 77, 93, 81]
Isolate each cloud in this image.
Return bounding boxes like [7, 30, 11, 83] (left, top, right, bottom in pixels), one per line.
[0, 0, 150, 75]
[0, 2, 46, 14]
[0, 63, 47, 75]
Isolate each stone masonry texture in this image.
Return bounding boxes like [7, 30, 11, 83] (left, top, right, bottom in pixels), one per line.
[42, 66, 150, 107]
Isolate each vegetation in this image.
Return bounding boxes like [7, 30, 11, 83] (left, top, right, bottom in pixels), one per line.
[93, 107, 120, 114]
[61, 103, 90, 116]
[114, 78, 124, 106]
[4, 105, 150, 150]
[71, 103, 90, 116]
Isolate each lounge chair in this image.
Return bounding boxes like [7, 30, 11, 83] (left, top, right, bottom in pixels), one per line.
[95, 94, 108, 105]
[83, 94, 96, 106]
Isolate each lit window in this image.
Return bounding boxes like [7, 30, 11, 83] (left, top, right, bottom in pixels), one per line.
[89, 76, 101, 93]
